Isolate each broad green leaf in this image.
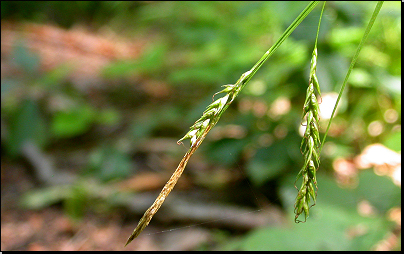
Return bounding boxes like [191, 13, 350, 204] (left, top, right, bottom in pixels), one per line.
[51, 105, 95, 138]
[356, 170, 401, 213]
[65, 184, 88, 220]
[6, 99, 47, 156]
[383, 131, 401, 152]
[12, 40, 40, 74]
[205, 138, 250, 167]
[96, 108, 121, 126]
[239, 204, 390, 251]
[20, 185, 71, 210]
[246, 140, 289, 186]
[86, 145, 133, 182]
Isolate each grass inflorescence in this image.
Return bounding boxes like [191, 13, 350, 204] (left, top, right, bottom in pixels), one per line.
[124, 2, 320, 246]
[294, 47, 321, 223]
[124, 0, 384, 245]
[294, 1, 325, 223]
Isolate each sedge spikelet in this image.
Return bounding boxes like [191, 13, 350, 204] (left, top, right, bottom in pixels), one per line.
[125, 75, 249, 246]
[294, 48, 321, 223]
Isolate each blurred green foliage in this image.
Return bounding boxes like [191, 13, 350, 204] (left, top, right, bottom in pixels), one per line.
[1, 1, 401, 251]
[222, 171, 400, 251]
[20, 178, 133, 221]
[86, 144, 133, 182]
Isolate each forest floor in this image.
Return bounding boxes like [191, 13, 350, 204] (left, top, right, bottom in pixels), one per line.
[1, 157, 224, 251]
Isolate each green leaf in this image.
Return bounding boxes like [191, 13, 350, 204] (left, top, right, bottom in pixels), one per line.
[102, 59, 141, 78]
[51, 105, 96, 138]
[246, 140, 289, 186]
[86, 145, 133, 182]
[20, 185, 71, 210]
[65, 184, 88, 220]
[205, 138, 249, 167]
[137, 43, 167, 74]
[39, 64, 72, 89]
[349, 68, 373, 88]
[238, 204, 390, 251]
[383, 131, 401, 152]
[281, 174, 358, 215]
[356, 170, 401, 213]
[330, 27, 363, 48]
[239, 173, 393, 251]
[96, 108, 121, 126]
[6, 99, 47, 156]
[12, 40, 40, 74]
[1, 79, 18, 99]
[102, 43, 167, 78]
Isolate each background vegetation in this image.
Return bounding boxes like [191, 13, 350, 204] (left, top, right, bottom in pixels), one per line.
[1, 1, 401, 251]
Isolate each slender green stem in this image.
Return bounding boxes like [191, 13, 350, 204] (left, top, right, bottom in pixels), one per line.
[240, 1, 320, 91]
[180, 0, 321, 145]
[319, 1, 384, 153]
[213, 1, 320, 122]
[314, 2, 326, 48]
